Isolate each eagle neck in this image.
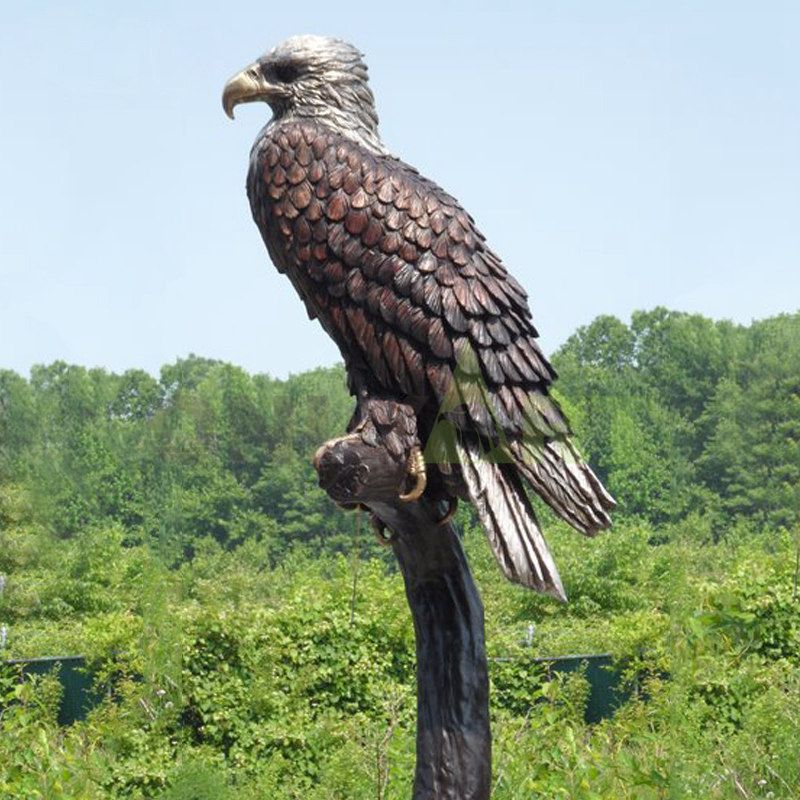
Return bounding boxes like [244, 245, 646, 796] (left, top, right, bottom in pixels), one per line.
[265, 108, 388, 156]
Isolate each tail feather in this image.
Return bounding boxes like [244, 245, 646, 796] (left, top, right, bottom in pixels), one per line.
[456, 441, 566, 601]
[511, 438, 615, 536]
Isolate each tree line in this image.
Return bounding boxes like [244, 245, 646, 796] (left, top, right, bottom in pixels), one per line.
[1, 307, 799, 560]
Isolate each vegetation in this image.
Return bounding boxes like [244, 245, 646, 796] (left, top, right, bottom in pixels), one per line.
[1, 308, 799, 798]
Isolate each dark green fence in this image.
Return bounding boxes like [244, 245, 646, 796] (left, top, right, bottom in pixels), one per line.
[490, 653, 629, 724]
[2, 656, 95, 726]
[535, 653, 628, 723]
[4, 652, 630, 727]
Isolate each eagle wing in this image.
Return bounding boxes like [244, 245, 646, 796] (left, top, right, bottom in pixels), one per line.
[250, 121, 615, 598]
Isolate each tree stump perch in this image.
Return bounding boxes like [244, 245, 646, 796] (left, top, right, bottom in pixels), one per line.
[314, 399, 491, 800]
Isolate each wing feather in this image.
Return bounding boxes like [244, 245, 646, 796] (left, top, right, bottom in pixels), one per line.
[457, 441, 565, 600]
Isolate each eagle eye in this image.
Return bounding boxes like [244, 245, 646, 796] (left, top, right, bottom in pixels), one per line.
[271, 61, 300, 83]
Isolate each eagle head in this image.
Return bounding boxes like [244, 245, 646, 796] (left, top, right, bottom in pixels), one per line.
[223, 35, 384, 152]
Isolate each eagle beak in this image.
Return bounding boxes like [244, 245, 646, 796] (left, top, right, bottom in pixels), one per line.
[222, 63, 275, 120]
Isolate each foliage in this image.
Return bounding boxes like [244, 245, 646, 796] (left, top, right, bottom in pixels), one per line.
[554, 308, 800, 530]
[1, 309, 799, 797]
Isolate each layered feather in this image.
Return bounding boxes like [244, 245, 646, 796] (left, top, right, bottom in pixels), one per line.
[511, 438, 615, 536]
[456, 441, 566, 601]
[248, 119, 616, 598]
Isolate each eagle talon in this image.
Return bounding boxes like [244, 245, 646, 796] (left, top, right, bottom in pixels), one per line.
[398, 446, 426, 502]
[338, 501, 370, 513]
[436, 497, 458, 526]
[370, 514, 395, 546]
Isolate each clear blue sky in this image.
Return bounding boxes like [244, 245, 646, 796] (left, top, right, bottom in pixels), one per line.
[1, 1, 798, 378]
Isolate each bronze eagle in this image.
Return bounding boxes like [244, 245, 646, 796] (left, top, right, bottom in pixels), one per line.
[223, 35, 614, 600]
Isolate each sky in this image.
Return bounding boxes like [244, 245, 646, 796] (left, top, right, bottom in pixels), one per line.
[1, 1, 798, 379]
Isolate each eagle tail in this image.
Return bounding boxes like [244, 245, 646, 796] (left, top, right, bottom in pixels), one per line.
[510, 438, 615, 536]
[456, 441, 566, 601]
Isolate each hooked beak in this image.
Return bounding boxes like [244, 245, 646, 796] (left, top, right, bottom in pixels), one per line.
[222, 63, 275, 119]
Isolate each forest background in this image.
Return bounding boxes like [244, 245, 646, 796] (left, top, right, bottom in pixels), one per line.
[1, 307, 799, 799]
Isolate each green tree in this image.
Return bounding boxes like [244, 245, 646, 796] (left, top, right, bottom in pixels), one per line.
[699, 314, 800, 528]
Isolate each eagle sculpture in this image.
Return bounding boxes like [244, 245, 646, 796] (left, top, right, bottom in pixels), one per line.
[223, 35, 614, 601]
